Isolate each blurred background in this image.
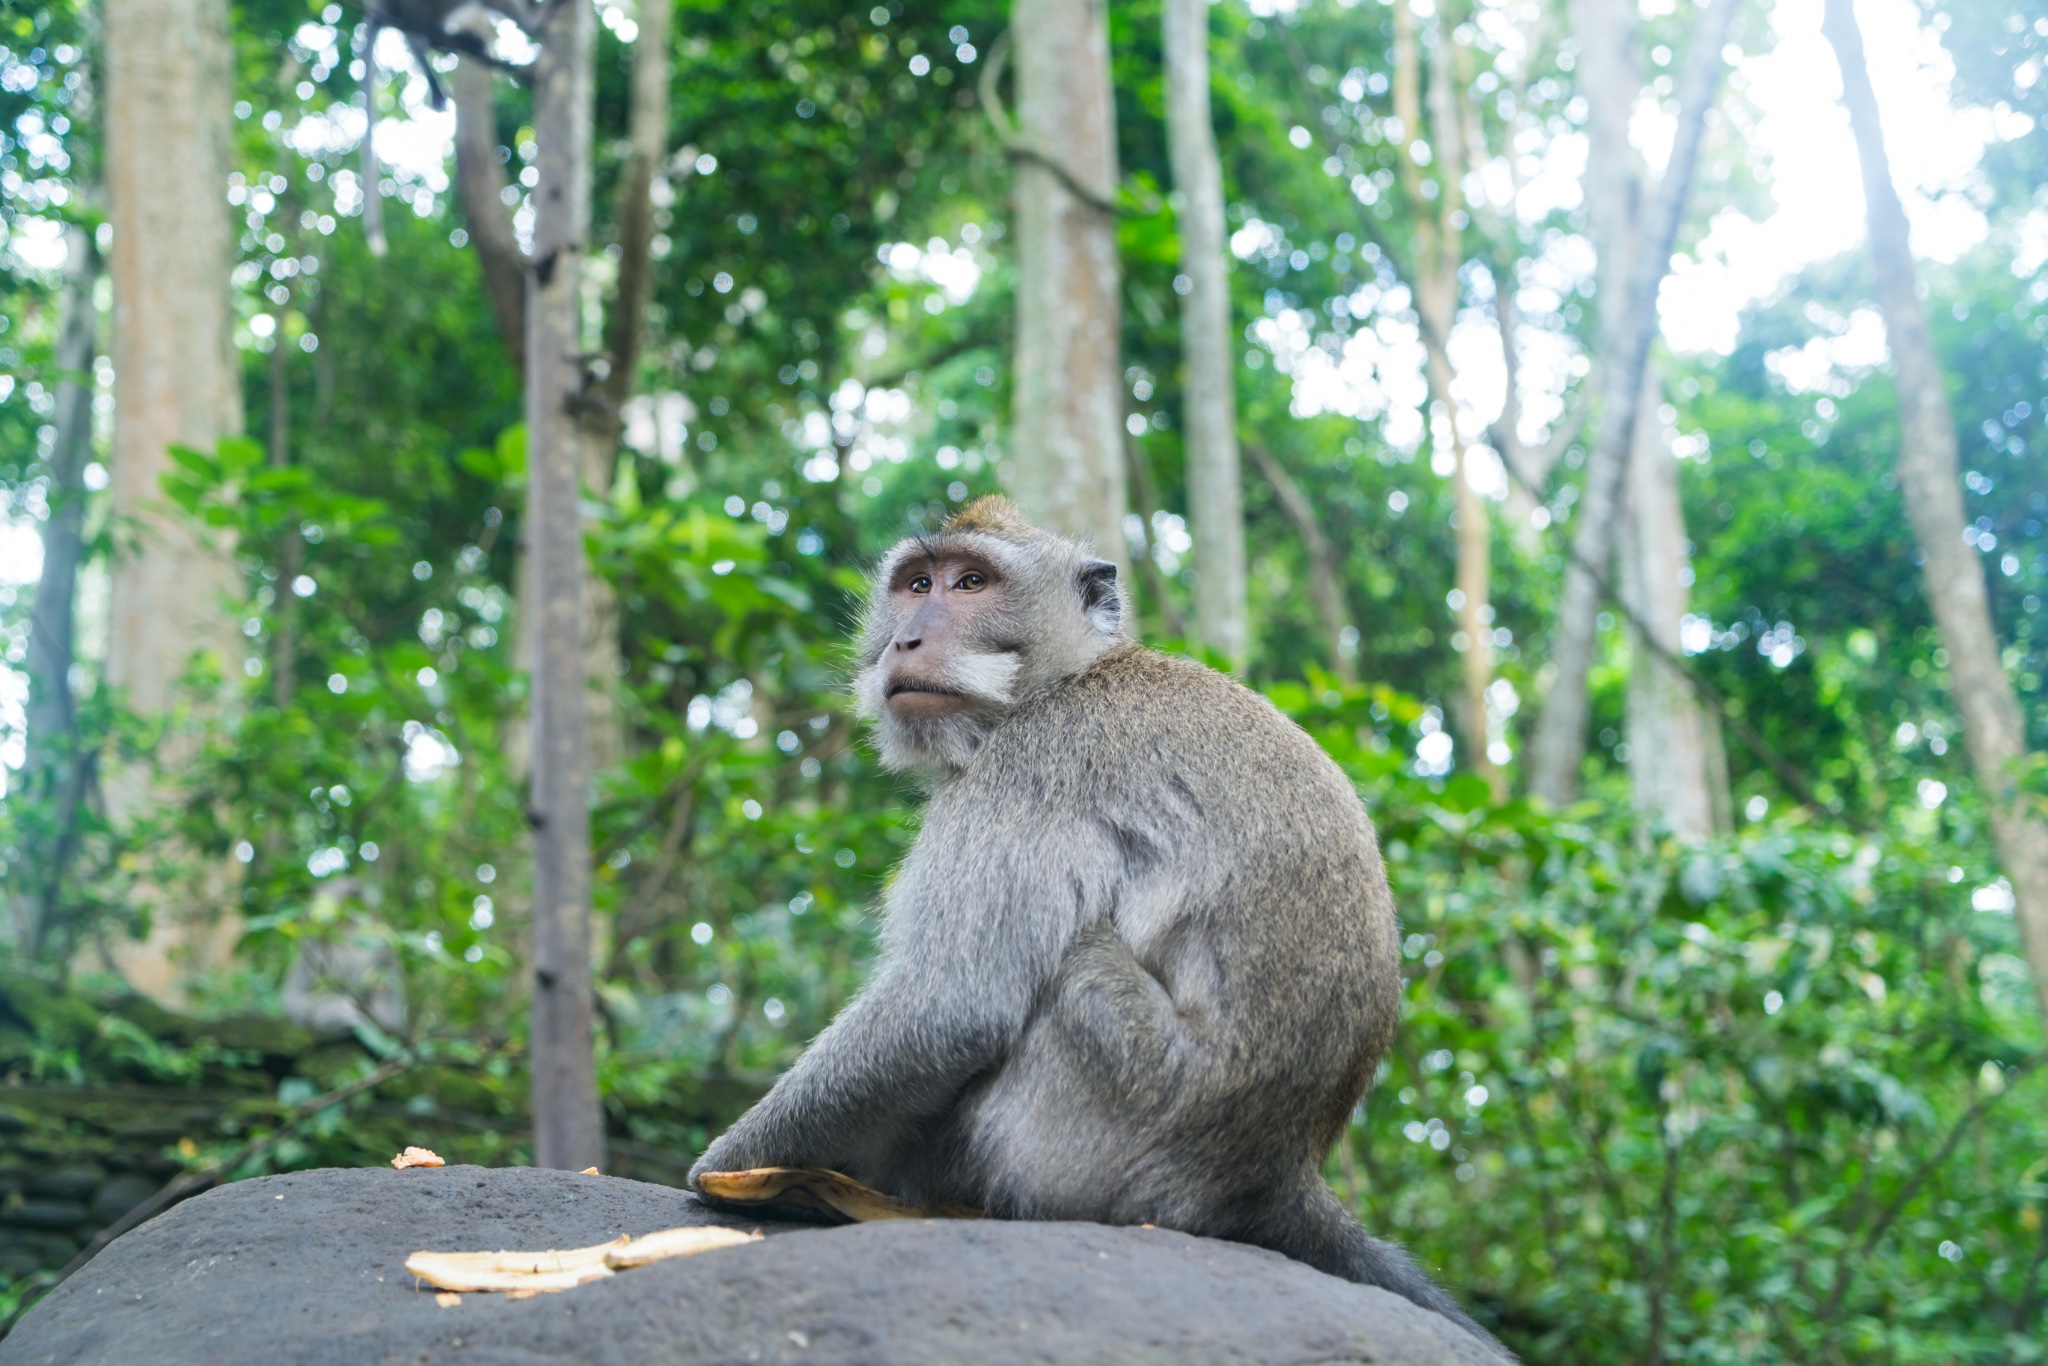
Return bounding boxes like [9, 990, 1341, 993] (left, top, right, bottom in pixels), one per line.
[0, 0, 2045, 1355]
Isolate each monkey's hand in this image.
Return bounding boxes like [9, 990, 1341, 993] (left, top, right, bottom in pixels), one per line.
[689, 1121, 785, 1190]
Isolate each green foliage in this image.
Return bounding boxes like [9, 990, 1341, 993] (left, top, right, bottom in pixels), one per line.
[1281, 679, 2048, 1357]
[0, 0, 2044, 1358]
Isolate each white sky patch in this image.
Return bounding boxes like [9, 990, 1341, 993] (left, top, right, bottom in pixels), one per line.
[1259, 295, 1431, 448]
[1661, 0, 2011, 354]
[622, 391, 695, 464]
[283, 28, 456, 189]
[1763, 304, 1890, 395]
[281, 43, 454, 188]
[1260, 225, 1590, 480]
[598, 0, 640, 44]
[0, 665, 26, 781]
[0, 520, 45, 586]
[492, 18, 540, 66]
[4, 215, 68, 273]
[2012, 207, 2048, 277]
[401, 719, 460, 781]
[878, 237, 983, 304]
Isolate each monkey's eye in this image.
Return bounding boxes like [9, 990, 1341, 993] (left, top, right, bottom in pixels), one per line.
[955, 571, 987, 591]
[907, 574, 933, 594]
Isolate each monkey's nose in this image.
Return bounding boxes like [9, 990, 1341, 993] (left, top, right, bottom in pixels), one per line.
[894, 633, 922, 651]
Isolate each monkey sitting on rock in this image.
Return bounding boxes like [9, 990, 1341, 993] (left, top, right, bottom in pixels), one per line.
[691, 498, 1511, 1358]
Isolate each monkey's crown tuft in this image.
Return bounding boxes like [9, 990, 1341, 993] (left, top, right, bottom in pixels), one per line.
[942, 496, 1040, 540]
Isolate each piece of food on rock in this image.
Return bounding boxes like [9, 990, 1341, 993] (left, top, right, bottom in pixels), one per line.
[391, 1146, 445, 1169]
[696, 1166, 981, 1223]
[602, 1226, 762, 1268]
[405, 1226, 760, 1293]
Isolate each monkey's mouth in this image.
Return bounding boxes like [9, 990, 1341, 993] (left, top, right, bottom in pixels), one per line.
[885, 681, 967, 699]
[884, 681, 973, 716]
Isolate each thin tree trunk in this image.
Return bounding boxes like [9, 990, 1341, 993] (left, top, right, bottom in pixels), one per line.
[526, 0, 605, 1172]
[1527, 0, 1735, 803]
[1245, 442, 1356, 684]
[1010, 0, 1128, 565]
[1427, 19, 1502, 795]
[1621, 365, 1714, 835]
[574, 0, 672, 774]
[451, 55, 526, 368]
[600, 0, 671, 420]
[1824, 0, 2048, 1034]
[102, 0, 246, 1002]
[1453, 446, 1502, 797]
[1163, 0, 1245, 668]
[1391, 0, 1501, 797]
[1492, 269, 1545, 549]
[269, 274, 301, 710]
[360, 23, 387, 257]
[21, 225, 99, 955]
[1122, 432, 1190, 639]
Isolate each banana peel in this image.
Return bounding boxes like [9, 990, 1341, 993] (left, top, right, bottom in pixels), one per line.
[695, 1167, 982, 1224]
[406, 1226, 759, 1294]
[606, 1225, 762, 1268]
[407, 1169, 974, 1296]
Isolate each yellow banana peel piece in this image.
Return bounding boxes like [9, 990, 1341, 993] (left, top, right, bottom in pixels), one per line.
[604, 1225, 762, 1267]
[695, 1167, 982, 1223]
[405, 1226, 759, 1293]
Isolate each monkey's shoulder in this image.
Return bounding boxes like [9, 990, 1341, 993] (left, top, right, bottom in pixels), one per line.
[973, 645, 1356, 807]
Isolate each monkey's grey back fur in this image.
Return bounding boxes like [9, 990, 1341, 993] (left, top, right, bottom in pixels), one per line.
[695, 505, 1512, 1359]
[905, 647, 1396, 1219]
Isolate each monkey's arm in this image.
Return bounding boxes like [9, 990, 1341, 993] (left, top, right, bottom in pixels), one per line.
[692, 815, 1117, 1182]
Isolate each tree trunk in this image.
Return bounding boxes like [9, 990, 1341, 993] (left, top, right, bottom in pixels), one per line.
[1391, 0, 1500, 798]
[1245, 442, 1356, 684]
[574, 0, 673, 775]
[1824, 0, 2048, 1035]
[269, 273, 301, 710]
[1488, 262, 1586, 552]
[1010, 0, 1128, 564]
[1163, 0, 1244, 668]
[526, 0, 605, 1172]
[1452, 443, 1502, 798]
[20, 225, 99, 955]
[451, 56, 526, 369]
[1121, 432, 1189, 639]
[1427, 18, 1503, 795]
[104, 0, 242, 712]
[101, 0, 245, 1002]
[601, 0, 671, 417]
[360, 24, 387, 257]
[1620, 367, 1714, 836]
[1527, 0, 1734, 804]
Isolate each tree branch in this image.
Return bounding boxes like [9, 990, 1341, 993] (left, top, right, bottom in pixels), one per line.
[1244, 441, 1356, 683]
[1818, 1055, 2038, 1336]
[977, 29, 1120, 217]
[1528, 0, 1739, 803]
[597, 0, 673, 415]
[1121, 431, 1190, 639]
[451, 56, 527, 370]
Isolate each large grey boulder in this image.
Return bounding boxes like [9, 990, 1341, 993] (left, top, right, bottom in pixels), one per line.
[1, 1165, 1496, 1365]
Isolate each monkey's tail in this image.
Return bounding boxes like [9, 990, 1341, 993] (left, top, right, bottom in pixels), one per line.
[1267, 1184, 1518, 1362]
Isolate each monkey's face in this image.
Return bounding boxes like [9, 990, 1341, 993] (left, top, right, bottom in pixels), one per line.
[879, 555, 1013, 723]
[854, 500, 1126, 778]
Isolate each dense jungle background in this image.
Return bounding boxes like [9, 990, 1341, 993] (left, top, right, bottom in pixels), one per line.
[1, 0, 2046, 1357]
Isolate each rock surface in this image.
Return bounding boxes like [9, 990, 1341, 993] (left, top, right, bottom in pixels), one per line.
[1, 1165, 1497, 1365]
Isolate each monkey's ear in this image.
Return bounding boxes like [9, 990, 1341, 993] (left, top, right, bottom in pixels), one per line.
[1078, 559, 1122, 633]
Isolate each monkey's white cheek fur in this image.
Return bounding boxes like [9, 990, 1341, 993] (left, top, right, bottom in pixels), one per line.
[853, 664, 888, 720]
[946, 651, 1022, 705]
